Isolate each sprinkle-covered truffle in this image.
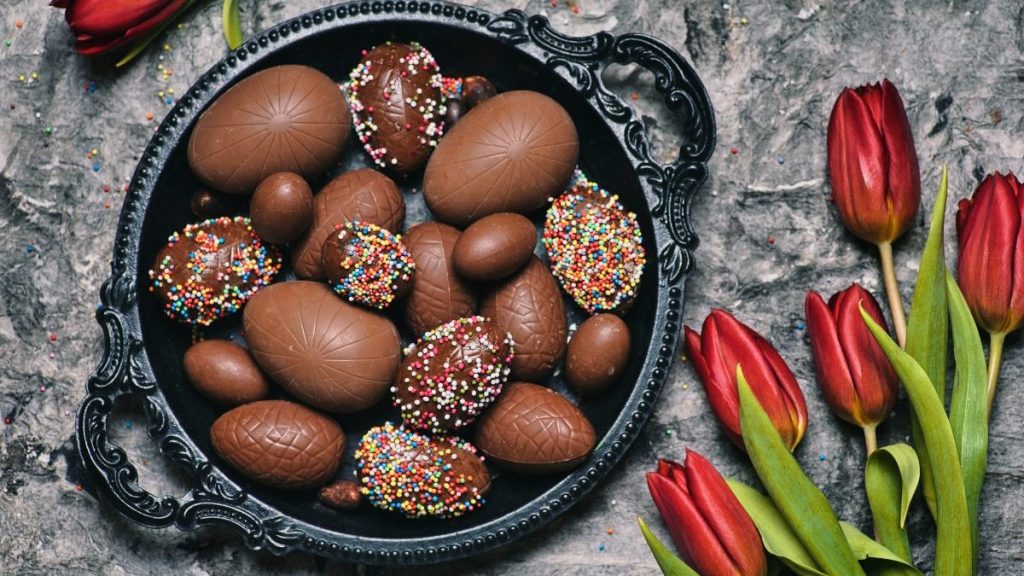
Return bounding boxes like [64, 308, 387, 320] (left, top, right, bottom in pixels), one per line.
[148, 216, 280, 325]
[321, 221, 415, 310]
[355, 422, 490, 519]
[543, 170, 646, 313]
[393, 316, 513, 432]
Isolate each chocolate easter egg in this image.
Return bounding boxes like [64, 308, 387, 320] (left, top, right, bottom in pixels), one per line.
[566, 314, 631, 396]
[291, 169, 405, 279]
[210, 400, 344, 489]
[188, 65, 350, 195]
[452, 212, 537, 282]
[473, 383, 596, 475]
[243, 281, 401, 413]
[479, 256, 567, 381]
[321, 221, 415, 310]
[250, 172, 314, 244]
[356, 422, 489, 518]
[393, 316, 514, 432]
[148, 216, 281, 326]
[423, 90, 578, 227]
[402, 222, 477, 335]
[347, 42, 445, 173]
[183, 340, 271, 407]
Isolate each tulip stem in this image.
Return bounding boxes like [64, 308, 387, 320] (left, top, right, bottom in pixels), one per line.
[877, 242, 907, 347]
[863, 424, 878, 456]
[986, 331, 1007, 413]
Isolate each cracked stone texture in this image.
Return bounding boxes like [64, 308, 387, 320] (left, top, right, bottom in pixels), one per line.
[1, 0, 1023, 574]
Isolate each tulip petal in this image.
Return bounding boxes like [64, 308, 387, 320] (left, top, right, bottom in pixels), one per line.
[756, 336, 808, 449]
[878, 79, 921, 240]
[66, 0, 172, 37]
[1008, 175, 1024, 329]
[834, 285, 898, 425]
[804, 290, 862, 425]
[695, 317, 743, 445]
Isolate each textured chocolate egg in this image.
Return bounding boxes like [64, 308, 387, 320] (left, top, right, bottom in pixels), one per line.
[479, 256, 567, 381]
[423, 90, 579, 227]
[347, 42, 445, 173]
[402, 222, 478, 335]
[291, 169, 405, 279]
[566, 314, 631, 396]
[393, 316, 514, 432]
[250, 172, 314, 244]
[473, 382, 596, 475]
[321, 221, 415, 310]
[453, 212, 537, 282]
[243, 281, 401, 413]
[356, 422, 489, 518]
[183, 340, 271, 407]
[188, 65, 350, 195]
[210, 400, 344, 490]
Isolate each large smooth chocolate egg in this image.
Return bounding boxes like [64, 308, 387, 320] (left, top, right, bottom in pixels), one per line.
[423, 90, 578, 227]
[243, 281, 401, 413]
[291, 169, 405, 279]
[452, 212, 537, 282]
[183, 340, 271, 407]
[402, 222, 477, 335]
[566, 314, 631, 396]
[188, 65, 350, 195]
[479, 256, 567, 381]
[210, 400, 344, 490]
[473, 382, 596, 475]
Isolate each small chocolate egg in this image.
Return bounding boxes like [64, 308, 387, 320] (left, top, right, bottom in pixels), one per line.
[473, 382, 596, 475]
[453, 212, 537, 281]
[402, 222, 478, 336]
[566, 314, 631, 395]
[190, 189, 239, 219]
[210, 400, 344, 490]
[250, 172, 314, 244]
[444, 98, 466, 128]
[183, 340, 271, 407]
[320, 221, 415, 310]
[461, 75, 496, 107]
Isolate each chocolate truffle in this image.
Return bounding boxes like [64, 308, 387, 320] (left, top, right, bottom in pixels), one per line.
[423, 90, 579, 227]
[474, 382, 596, 475]
[291, 169, 405, 279]
[355, 422, 489, 518]
[479, 256, 568, 381]
[210, 400, 344, 490]
[543, 170, 646, 313]
[321, 221, 415, 310]
[188, 65, 350, 195]
[565, 314, 631, 396]
[250, 172, 314, 244]
[183, 340, 271, 407]
[148, 216, 281, 325]
[452, 212, 537, 281]
[393, 316, 514, 432]
[347, 42, 445, 173]
[243, 281, 401, 413]
[402, 222, 478, 335]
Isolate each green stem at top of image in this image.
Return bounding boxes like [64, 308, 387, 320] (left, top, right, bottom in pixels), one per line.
[223, 0, 244, 50]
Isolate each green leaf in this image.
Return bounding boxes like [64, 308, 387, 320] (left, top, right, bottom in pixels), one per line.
[728, 479, 828, 576]
[861, 307, 973, 575]
[904, 166, 950, 520]
[116, 0, 200, 67]
[736, 368, 866, 576]
[222, 0, 244, 50]
[864, 444, 920, 564]
[946, 271, 989, 566]
[840, 522, 923, 576]
[637, 517, 701, 576]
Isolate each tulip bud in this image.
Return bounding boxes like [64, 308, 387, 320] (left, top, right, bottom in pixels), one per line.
[804, 284, 898, 428]
[54, 0, 188, 55]
[684, 309, 808, 451]
[956, 172, 1024, 335]
[646, 450, 767, 576]
[827, 79, 920, 245]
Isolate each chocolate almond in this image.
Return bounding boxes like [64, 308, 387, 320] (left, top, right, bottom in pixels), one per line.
[452, 212, 537, 282]
[183, 340, 271, 407]
[210, 400, 344, 490]
[402, 222, 477, 335]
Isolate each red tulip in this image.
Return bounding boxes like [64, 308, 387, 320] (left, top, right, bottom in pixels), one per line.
[647, 450, 767, 576]
[956, 172, 1024, 335]
[804, 284, 898, 429]
[684, 309, 807, 451]
[827, 79, 920, 245]
[51, 0, 188, 55]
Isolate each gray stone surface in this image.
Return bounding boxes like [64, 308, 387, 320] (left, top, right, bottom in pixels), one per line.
[1, 0, 1022, 574]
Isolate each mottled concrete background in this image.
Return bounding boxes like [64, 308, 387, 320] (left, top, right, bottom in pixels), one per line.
[1, 0, 1022, 574]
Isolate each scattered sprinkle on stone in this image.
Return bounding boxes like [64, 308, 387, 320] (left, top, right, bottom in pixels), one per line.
[25, 244, 34, 253]
[777, 156, 785, 164]
[38, 385, 46, 392]
[795, 321, 806, 331]
[607, 528, 615, 535]
[145, 111, 154, 121]
[75, 483, 83, 491]
[665, 428, 674, 436]
[49, 352, 55, 359]
[740, 16, 749, 25]
[125, 420, 133, 430]
[49, 333, 57, 342]
[598, 543, 606, 552]
[730, 146, 739, 155]
[15, 19, 24, 29]
[4, 417, 10, 425]
[818, 453, 828, 461]
[92, 161, 101, 172]
[767, 236, 776, 245]
[610, 499, 617, 506]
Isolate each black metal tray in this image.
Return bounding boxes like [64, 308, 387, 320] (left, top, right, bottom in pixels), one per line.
[75, 0, 715, 565]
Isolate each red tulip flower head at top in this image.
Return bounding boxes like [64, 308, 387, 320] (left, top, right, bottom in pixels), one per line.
[647, 450, 767, 576]
[684, 309, 808, 452]
[51, 0, 189, 55]
[827, 78, 921, 246]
